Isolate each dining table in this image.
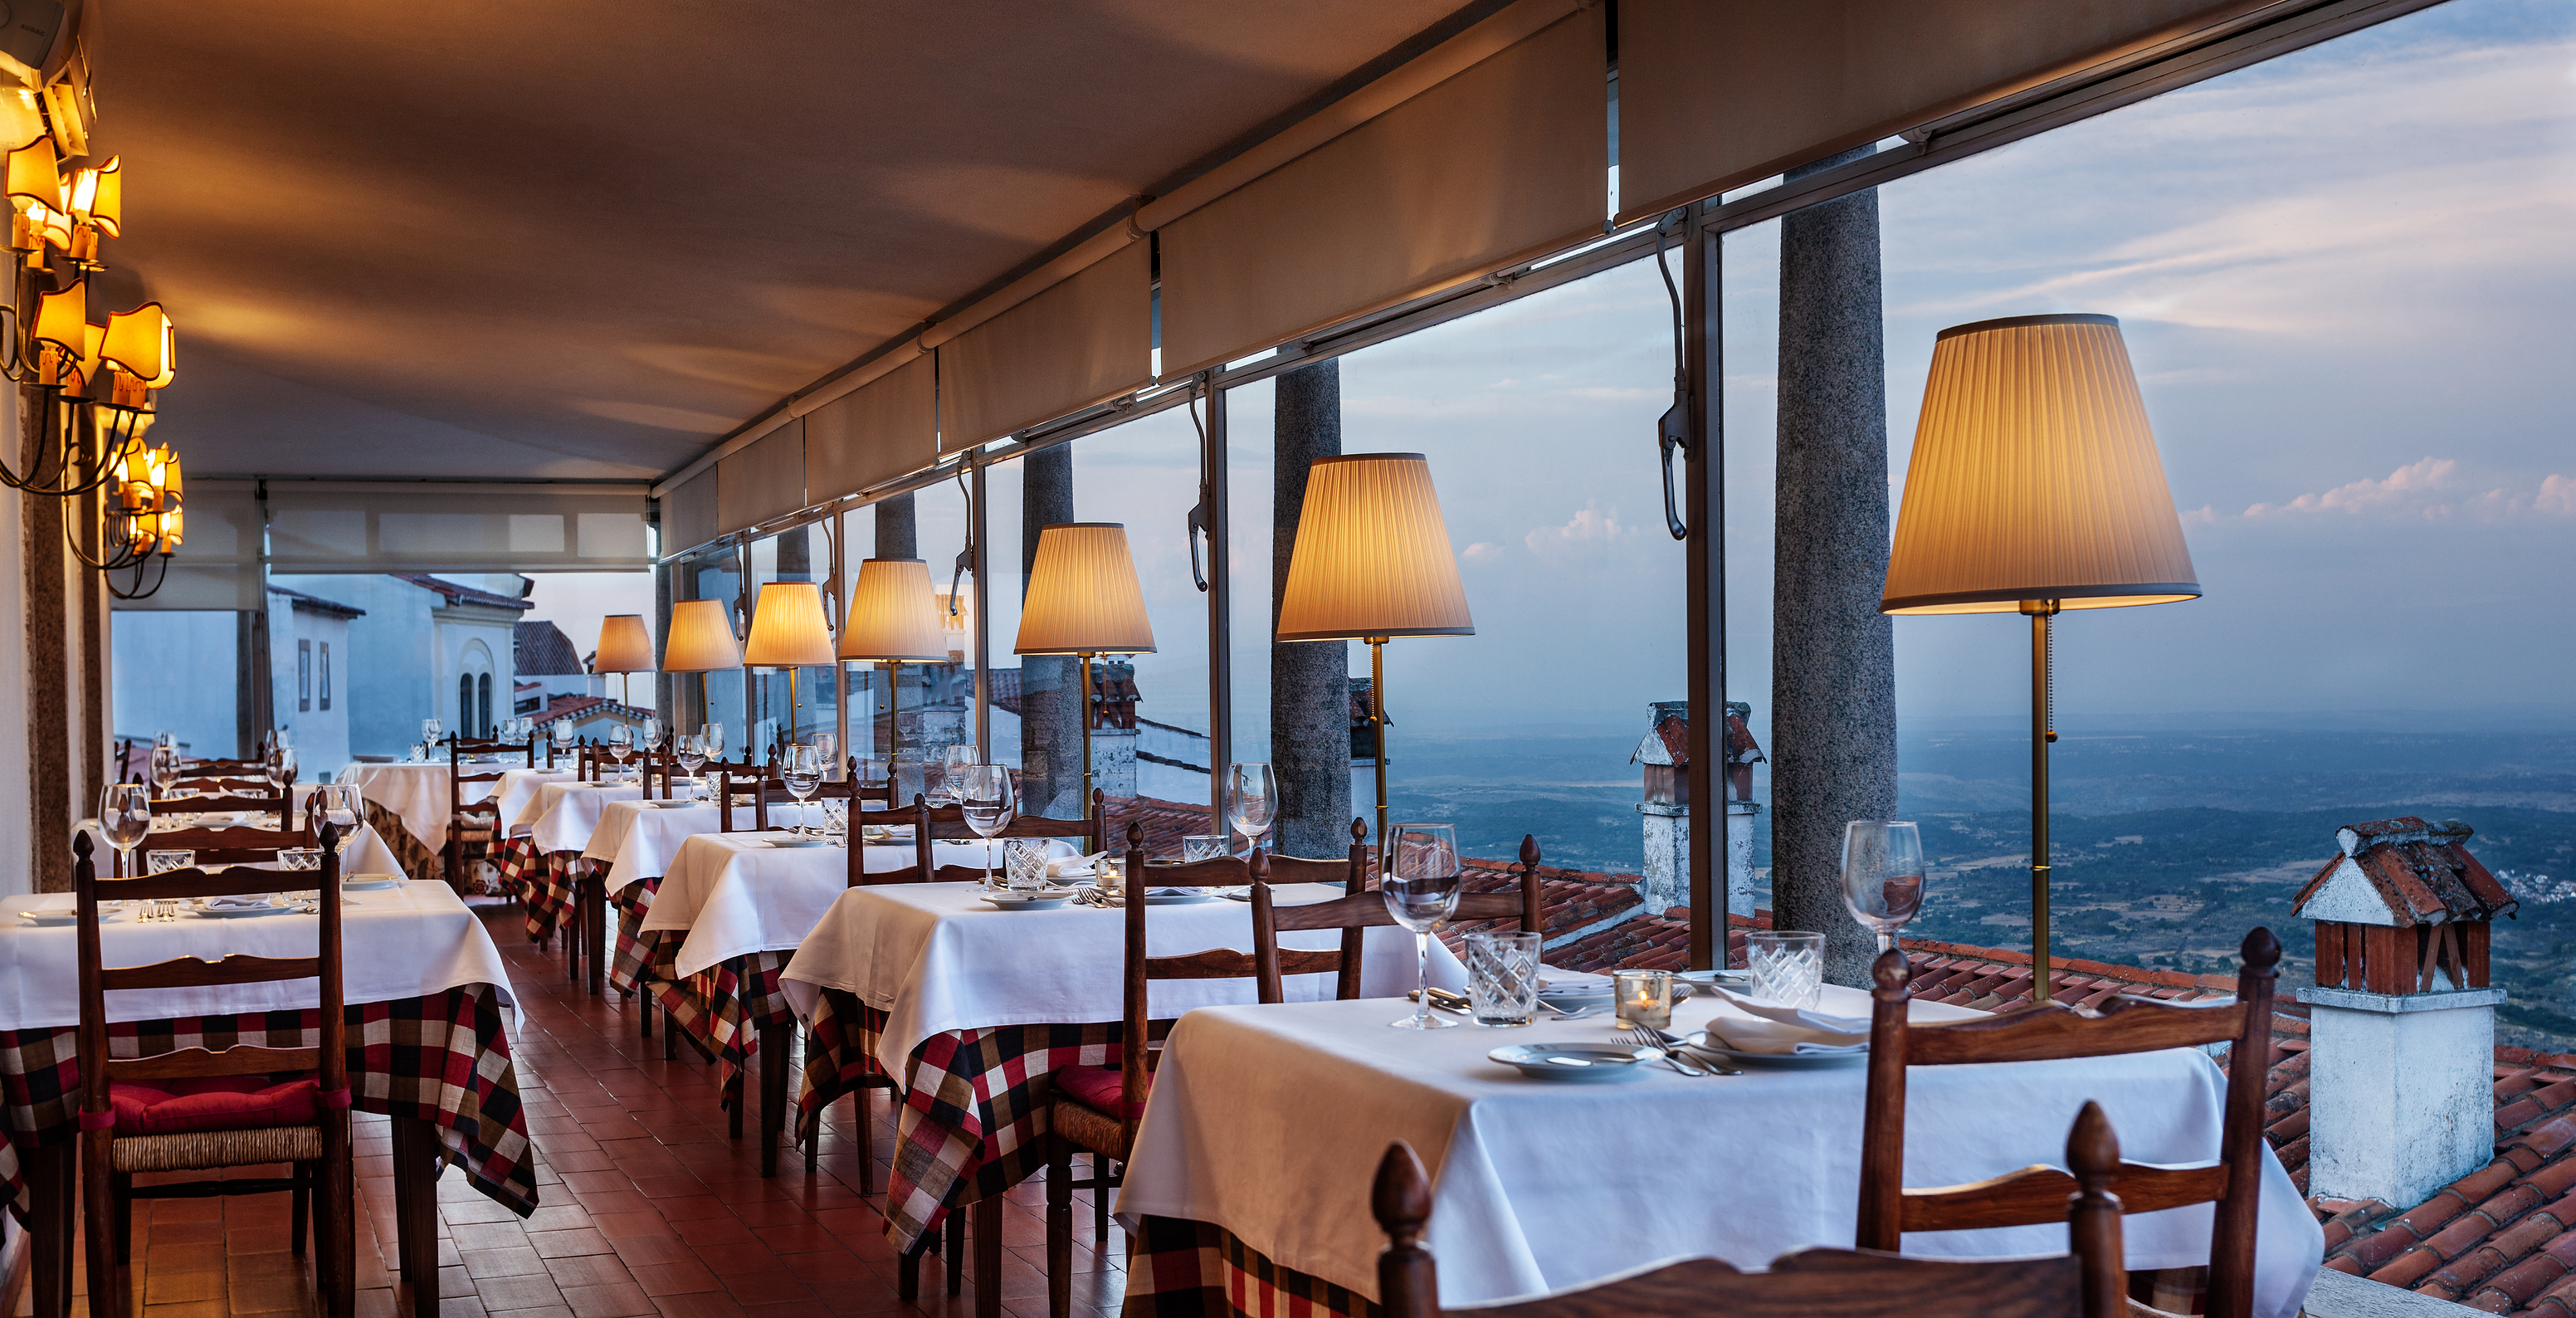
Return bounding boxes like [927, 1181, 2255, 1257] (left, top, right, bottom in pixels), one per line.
[777, 879, 1467, 1266]
[1112, 984, 2325, 1318]
[0, 873, 538, 1316]
[344, 756, 544, 888]
[491, 779, 644, 992]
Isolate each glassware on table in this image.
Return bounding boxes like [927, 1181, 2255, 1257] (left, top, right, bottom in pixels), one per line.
[422, 718, 443, 746]
[1465, 930, 1540, 1027]
[807, 733, 838, 779]
[266, 747, 297, 795]
[1613, 969, 1676, 1029]
[1227, 763, 1277, 857]
[779, 745, 825, 836]
[818, 798, 849, 841]
[1841, 819, 1926, 955]
[407, 742, 427, 764]
[936, 743, 977, 808]
[1180, 834, 1230, 863]
[1746, 930, 1826, 1009]
[675, 733, 707, 798]
[703, 720, 726, 764]
[642, 715, 663, 755]
[146, 849, 194, 875]
[1383, 823, 1462, 1030]
[154, 730, 178, 749]
[100, 783, 151, 877]
[1003, 839, 1051, 891]
[279, 848, 323, 872]
[607, 725, 636, 782]
[318, 784, 363, 860]
[959, 764, 1015, 889]
[149, 744, 182, 797]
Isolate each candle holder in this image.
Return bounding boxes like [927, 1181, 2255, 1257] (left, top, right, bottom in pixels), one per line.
[1613, 969, 1674, 1030]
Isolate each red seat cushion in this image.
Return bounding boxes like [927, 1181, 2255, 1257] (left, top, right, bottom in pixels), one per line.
[108, 1075, 323, 1136]
[1056, 1064, 1149, 1117]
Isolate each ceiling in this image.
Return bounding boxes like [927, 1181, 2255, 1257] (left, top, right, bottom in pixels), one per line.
[90, 1, 1466, 481]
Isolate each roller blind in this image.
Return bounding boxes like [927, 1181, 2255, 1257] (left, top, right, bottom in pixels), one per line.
[265, 483, 652, 573]
[938, 238, 1151, 453]
[110, 478, 266, 612]
[1615, 0, 2271, 223]
[1158, 6, 1607, 380]
[716, 417, 806, 535]
[807, 351, 937, 502]
[663, 467, 718, 558]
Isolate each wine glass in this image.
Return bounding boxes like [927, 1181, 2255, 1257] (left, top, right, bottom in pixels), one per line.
[704, 720, 726, 767]
[1842, 820, 1927, 955]
[154, 730, 177, 750]
[807, 732, 838, 780]
[266, 747, 298, 796]
[937, 744, 977, 808]
[780, 745, 824, 837]
[959, 765, 1015, 889]
[149, 744, 181, 798]
[642, 715, 663, 753]
[320, 784, 363, 862]
[1227, 763, 1277, 857]
[1383, 823, 1463, 1030]
[100, 783, 151, 878]
[675, 733, 706, 798]
[422, 717, 443, 747]
[607, 725, 635, 783]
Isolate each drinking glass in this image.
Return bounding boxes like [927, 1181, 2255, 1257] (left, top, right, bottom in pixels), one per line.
[100, 783, 151, 876]
[1841, 820, 1926, 954]
[266, 747, 297, 795]
[780, 745, 824, 836]
[938, 744, 977, 807]
[1003, 839, 1051, 891]
[1382, 823, 1462, 1030]
[959, 765, 1015, 889]
[154, 730, 177, 750]
[1465, 930, 1540, 1027]
[1180, 835, 1230, 863]
[807, 733, 838, 777]
[320, 784, 363, 859]
[642, 715, 663, 753]
[149, 744, 181, 797]
[1227, 763, 1277, 857]
[607, 725, 635, 782]
[407, 742, 427, 764]
[422, 718, 443, 746]
[1747, 931, 1825, 1009]
[675, 733, 707, 797]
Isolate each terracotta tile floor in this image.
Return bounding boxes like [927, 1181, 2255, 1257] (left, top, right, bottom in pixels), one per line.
[22, 899, 1131, 1317]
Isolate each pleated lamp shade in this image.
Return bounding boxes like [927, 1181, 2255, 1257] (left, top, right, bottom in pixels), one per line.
[1882, 314, 2201, 616]
[743, 581, 838, 667]
[593, 615, 656, 673]
[1015, 524, 1157, 656]
[661, 599, 744, 672]
[839, 559, 950, 662]
[1276, 453, 1473, 642]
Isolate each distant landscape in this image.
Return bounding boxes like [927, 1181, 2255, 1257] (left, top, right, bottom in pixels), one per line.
[1383, 718, 2576, 1048]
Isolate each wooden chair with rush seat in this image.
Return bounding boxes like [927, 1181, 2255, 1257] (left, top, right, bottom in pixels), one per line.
[447, 740, 511, 894]
[68, 829, 357, 1317]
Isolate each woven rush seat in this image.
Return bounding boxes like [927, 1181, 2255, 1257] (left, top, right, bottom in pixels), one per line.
[111, 1123, 324, 1174]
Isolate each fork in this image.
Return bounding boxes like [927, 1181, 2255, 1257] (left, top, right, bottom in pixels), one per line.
[1624, 1025, 1712, 1076]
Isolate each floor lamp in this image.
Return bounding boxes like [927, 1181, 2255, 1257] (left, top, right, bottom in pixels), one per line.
[594, 615, 656, 719]
[662, 599, 743, 752]
[744, 581, 836, 754]
[1276, 454, 1474, 866]
[838, 558, 949, 786]
[1015, 525, 1155, 822]
[1881, 313, 2201, 1003]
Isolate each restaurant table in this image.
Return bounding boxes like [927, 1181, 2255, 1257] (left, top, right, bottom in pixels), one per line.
[0, 880, 538, 1316]
[778, 881, 1466, 1257]
[493, 767, 577, 835]
[342, 759, 510, 855]
[490, 780, 645, 994]
[1113, 986, 2325, 1318]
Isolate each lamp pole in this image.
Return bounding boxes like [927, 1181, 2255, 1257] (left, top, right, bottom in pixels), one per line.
[2022, 598, 2059, 1003]
[1368, 636, 1388, 867]
[1077, 651, 1096, 820]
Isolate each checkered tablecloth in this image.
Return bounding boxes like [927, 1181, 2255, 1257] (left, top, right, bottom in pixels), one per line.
[608, 878, 660, 996]
[495, 837, 588, 942]
[796, 988, 1121, 1253]
[363, 798, 447, 890]
[1124, 1217, 1370, 1318]
[0, 983, 537, 1225]
[623, 921, 795, 1110]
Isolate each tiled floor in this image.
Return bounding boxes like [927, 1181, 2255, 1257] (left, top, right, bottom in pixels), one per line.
[26, 900, 1131, 1317]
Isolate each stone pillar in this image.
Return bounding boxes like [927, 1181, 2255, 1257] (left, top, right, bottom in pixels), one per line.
[873, 494, 915, 784]
[1271, 360, 1353, 857]
[1018, 447, 1084, 818]
[1770, 144, 1896, 988]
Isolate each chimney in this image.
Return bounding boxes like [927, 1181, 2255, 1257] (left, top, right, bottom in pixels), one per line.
[1630, 701, 1764, 920]
[2293, 817, 2515, 1208]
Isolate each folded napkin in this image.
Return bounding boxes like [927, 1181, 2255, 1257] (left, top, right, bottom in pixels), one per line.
[1046, 852, 1104, 880]
[1699, 987, 1871, 1056]
[199, 894, 276, 910]
[1535, 969, 1612, 994]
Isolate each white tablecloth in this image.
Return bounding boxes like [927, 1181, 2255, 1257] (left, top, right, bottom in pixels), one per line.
[494, 769, 577, 835]
[520, 781, 642, 854]
[642, 832, 1012, 980]
[343, 761, 506, 853]
[780, 881, 1468, 1077]
[588, 801, 724, 891]
[1, 881, 520, 1032]
[1115, 987, 2321, 1318]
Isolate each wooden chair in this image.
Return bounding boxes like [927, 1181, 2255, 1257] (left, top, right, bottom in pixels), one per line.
[920, 789, 1106, 880]
[447, 734, 533, 765]
[1375, 1104, 2131, 1318]
[149, 791, 291, 832]
[846, 798, 988, 887]
[446, 741, 512, 893]
[1858, 929, 2281, 1318]
[70, 830, 356, 1317]
[1226, 827, 1543, 1002]
[133, 824, 314, 876]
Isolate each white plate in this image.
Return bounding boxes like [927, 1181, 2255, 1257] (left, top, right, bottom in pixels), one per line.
[762, 837, 836, 849]
[1488, 1042, 1657, 1082]
[1676, 969, 1750, 988]
[341, 875, 404, 891]
[1141, 890, 1217, 906]
[193, 900, 291, 919]
[980, 891, 1073, 910]
[1680, 1029, 1866, 1069]
[19, 906, 125, 925]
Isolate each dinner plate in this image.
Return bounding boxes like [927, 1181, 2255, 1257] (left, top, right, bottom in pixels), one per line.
[193, 900, 291, 919]
[1488, 1042, 1657, 1082]
[1679, 1029, 1867, 1069]
[762, 837, 836, 849]
[980, 891, 1074, 910]
[341, 874, 405, 891]
[1535, 988, 1614, 1012]
[19, 906, 125, 925]
[1676, 969, 1750, 988]
[1141, 890, 1217, 906]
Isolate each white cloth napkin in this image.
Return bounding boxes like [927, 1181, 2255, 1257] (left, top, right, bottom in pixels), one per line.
[199, 894, 278, 910]
[1535, 968, 1612, 994]
[1046, 852, 1102, 880]
[1698, 986, 1871, 1055]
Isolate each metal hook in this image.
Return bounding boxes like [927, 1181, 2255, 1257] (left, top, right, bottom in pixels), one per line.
[1653, 211, 1690, 541]
[1186, 387, 1212, 592]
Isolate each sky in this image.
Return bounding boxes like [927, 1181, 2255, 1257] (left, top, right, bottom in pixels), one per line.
[540, 0, 2576, 764]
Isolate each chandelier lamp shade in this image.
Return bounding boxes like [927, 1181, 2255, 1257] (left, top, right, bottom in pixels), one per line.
[1274, 453, 1473, 860]
[1014, 524, 1154, 818]
[841, 557, 952, 776]
[1881, 312, 2200, 1002]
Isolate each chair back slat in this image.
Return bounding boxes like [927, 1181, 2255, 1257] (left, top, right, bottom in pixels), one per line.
[110, 1046, 324, 1083]
[856, 863, 989, 887]
[1905, 997, 2247, 1066]
[103, 864, 323, 903]
[1111, 827, 1281, 1145]
[102, 954, 323, 993]
[1141, 948, 1270, 981]
[1903, 1162, 2227, 1234]
[144, 825, 308, 853]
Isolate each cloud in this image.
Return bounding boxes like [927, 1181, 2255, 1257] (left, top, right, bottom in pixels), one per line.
[2541, 475, 2576, 516]
[2244, 457, 2456, 519]
[1461, 541, 1505, 564]
[1524, 503, 1640, 561]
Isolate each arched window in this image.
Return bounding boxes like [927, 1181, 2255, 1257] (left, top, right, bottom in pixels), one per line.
[459, 675, 474, 738]
[477, 673, 493, 737]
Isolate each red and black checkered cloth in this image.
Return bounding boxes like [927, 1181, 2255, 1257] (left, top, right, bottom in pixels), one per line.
[495, 837, 586, 942]
[616, 916, 794, 1112]
[1122, 1217, 1373, 1318]
[361, 798, 451, 892]
[0, 984, 537, 1227]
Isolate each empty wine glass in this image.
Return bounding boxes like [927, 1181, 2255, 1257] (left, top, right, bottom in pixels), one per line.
[675, 732, 707, 798]
[149, 744, 181, 798]
[780, 745, 824, 836]
[1383, 823, 1463, 1030]
[938, 743, 977, 808]
[642, 715, 663, 752]
[704, 720, 726, 766]
[266, 746, 298, 795]
[100, 783, 151, 877]
[1227, 763, 1277, 857]
[422, 717, 443, 747]
[959, 764, 1015, 889]
[1842, 820, 1926, 954]
[320, 784, 363, 860]
[607, 725, 635, 782]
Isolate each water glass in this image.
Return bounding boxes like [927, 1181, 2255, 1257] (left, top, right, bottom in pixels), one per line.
[1003, 839, 1052, 891]
[1842, 820, 1926, 954]
[279, 848, 323, 871]
[1614, 969, 1675, 1030]
[146, 849, 194, 875]
[1181, 834, 1230, 862]
[1747, 931, 1826, 1009]
[1383, 823, 1462, 1031]
[1465, 931, 1540, 1027]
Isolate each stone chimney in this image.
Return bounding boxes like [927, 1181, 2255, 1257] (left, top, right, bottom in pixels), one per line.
[2293, 816, 2516, 1208]
[1631, 702, 1764, 919]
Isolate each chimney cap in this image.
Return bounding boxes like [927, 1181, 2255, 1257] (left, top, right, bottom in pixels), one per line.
[2292, 815, 2517, 927]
